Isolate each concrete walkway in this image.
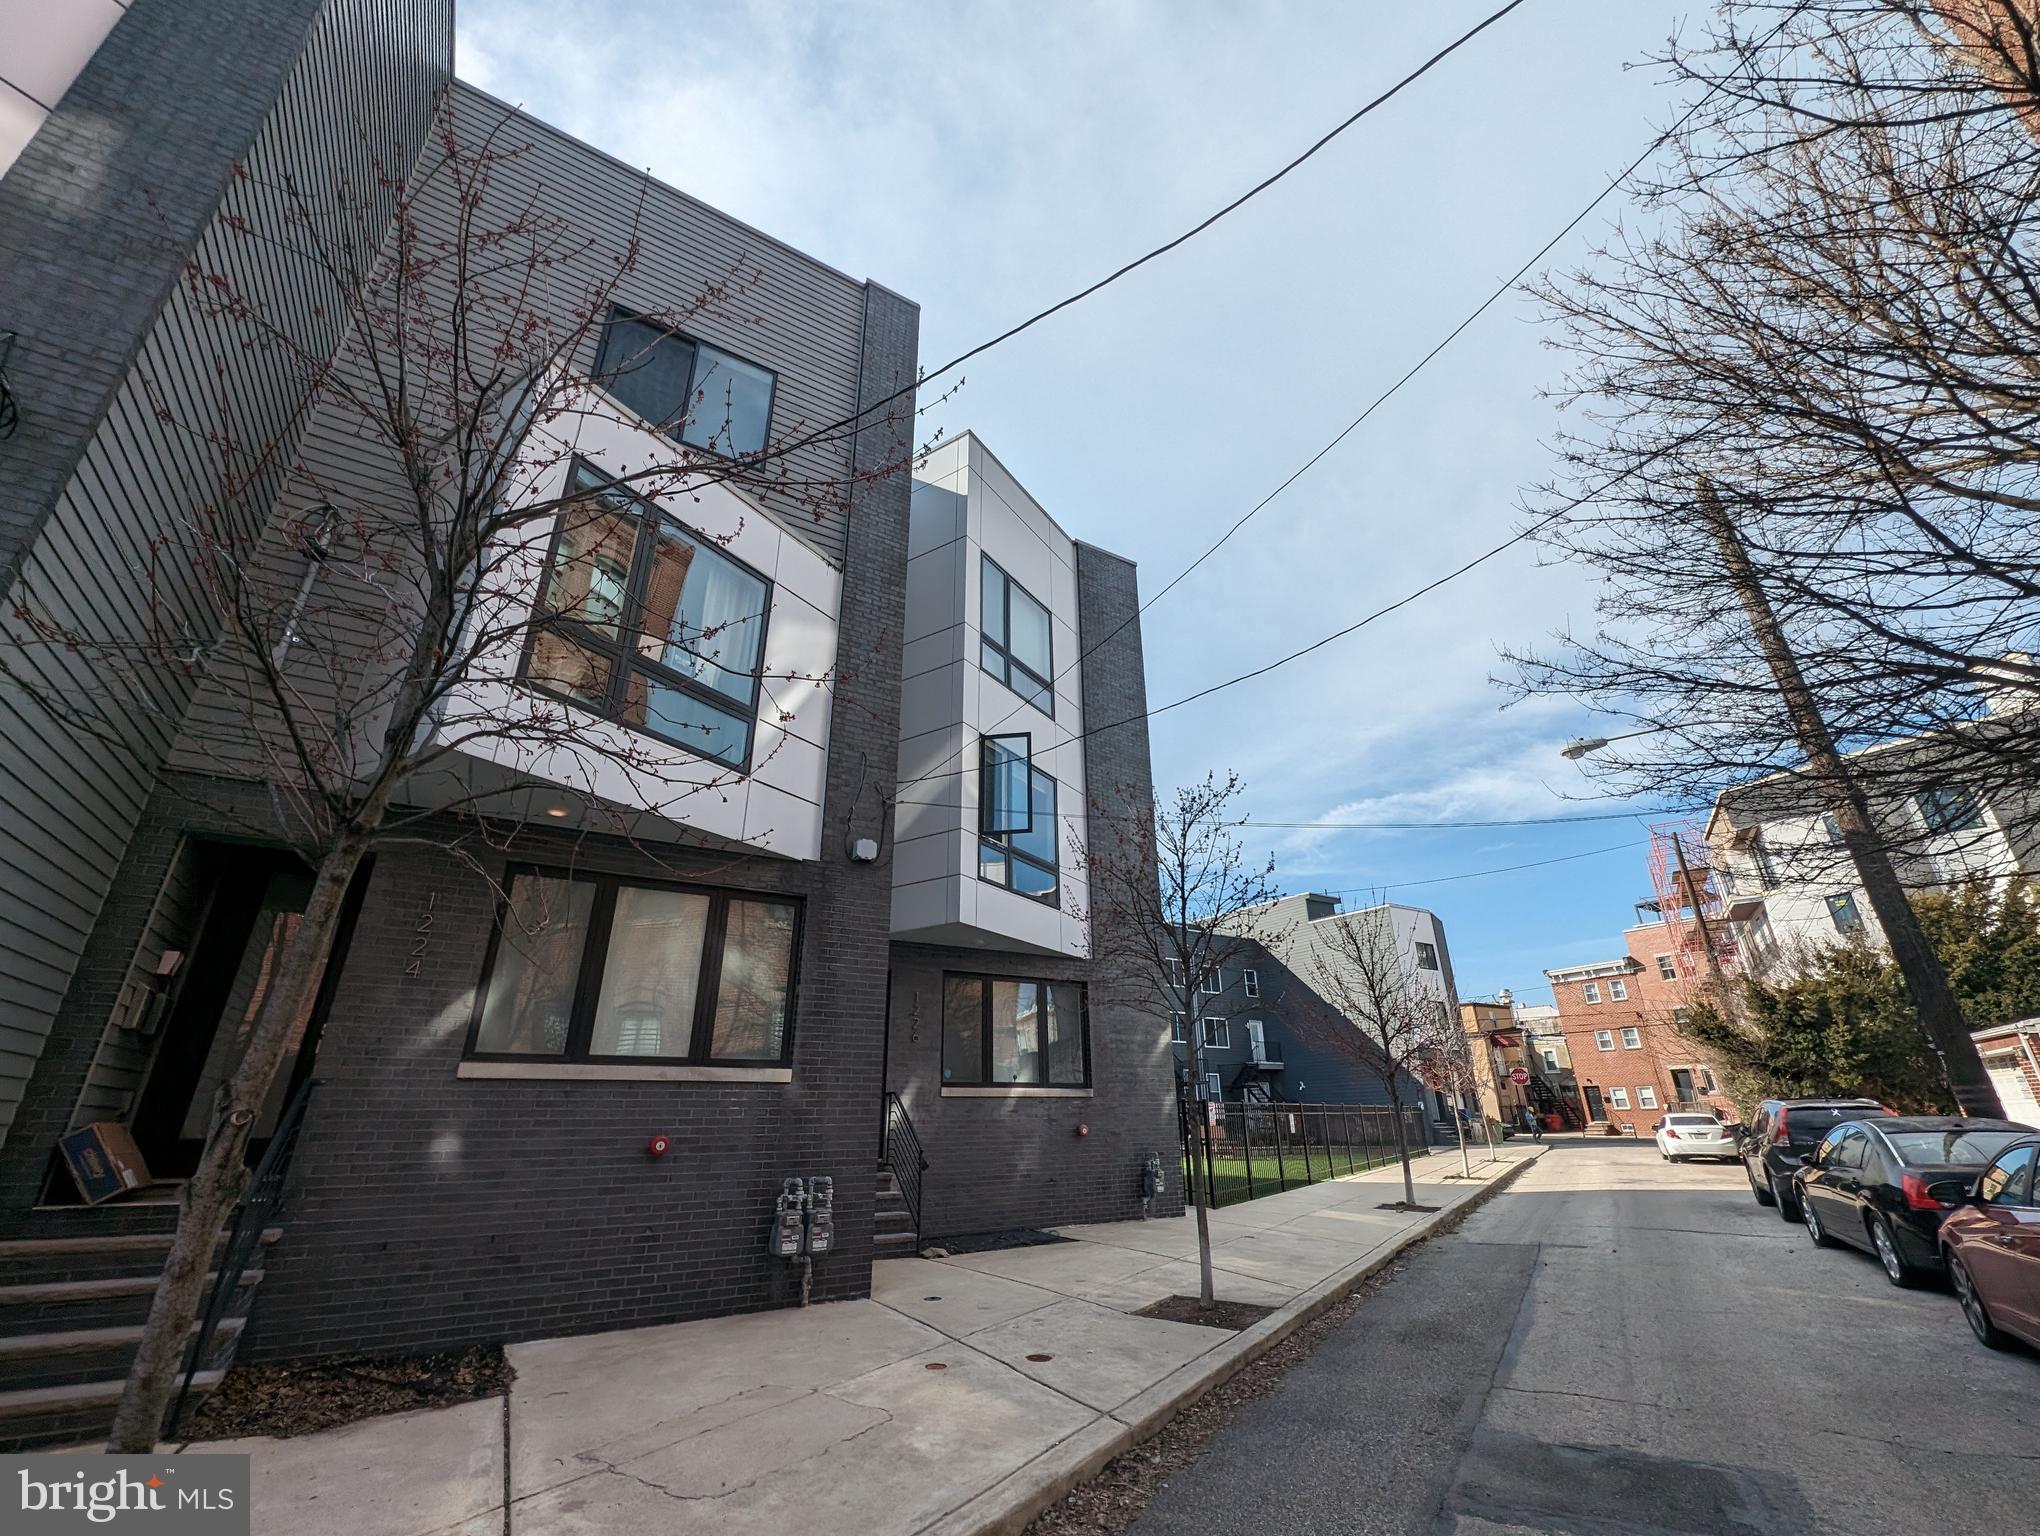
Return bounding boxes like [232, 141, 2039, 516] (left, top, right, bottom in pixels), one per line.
[198, 1144, 1545, 1536]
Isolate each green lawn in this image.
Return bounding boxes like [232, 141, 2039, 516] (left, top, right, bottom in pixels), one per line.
[1183, 1141, 1406, 1208]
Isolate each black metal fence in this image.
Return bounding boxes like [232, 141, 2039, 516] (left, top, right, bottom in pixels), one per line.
[1179, 1099, 1430, 1208]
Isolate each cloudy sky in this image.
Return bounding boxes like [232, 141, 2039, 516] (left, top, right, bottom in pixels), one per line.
[460, 0, 1699, 1003]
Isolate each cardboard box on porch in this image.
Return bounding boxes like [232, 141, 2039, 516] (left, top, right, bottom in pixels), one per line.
[58, 1121, 153, 1205]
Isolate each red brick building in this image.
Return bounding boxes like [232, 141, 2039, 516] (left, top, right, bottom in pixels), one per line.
[1544, 920, 1735, 1129]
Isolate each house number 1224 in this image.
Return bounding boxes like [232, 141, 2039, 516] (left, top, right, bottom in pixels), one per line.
[404, 892, 435, 976]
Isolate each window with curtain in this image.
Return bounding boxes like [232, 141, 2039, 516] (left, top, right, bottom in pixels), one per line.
[524, 462, 769, 769]
[593, 309, 776, 457]
[940, 973, 1088, 1087]
[469, 869, 800, 1066]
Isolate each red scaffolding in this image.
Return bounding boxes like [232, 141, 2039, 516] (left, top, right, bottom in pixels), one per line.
[1645, 818, 1740, 983]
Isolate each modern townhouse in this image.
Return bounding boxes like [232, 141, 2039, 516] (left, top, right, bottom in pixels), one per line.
[0, 0, 1176, 1449]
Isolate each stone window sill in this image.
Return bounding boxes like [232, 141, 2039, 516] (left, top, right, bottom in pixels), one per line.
[939, 1085, 1094, 1099]
[457, 1061, 792, 1084]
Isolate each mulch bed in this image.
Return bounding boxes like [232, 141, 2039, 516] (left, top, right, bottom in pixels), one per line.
[180, 1344, 511, 1441]
[1134, 1296, 1274, 1331]
[1375, 1201, 1442, 1212]
[1024, 1199, 1487, 1536]
[926, 1228, 1074, 1256]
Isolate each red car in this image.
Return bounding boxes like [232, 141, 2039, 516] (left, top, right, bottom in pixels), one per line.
[1939, 1134, 2040, 1352]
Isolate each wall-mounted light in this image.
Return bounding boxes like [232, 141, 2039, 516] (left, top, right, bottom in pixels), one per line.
[545, 806, 568, 818]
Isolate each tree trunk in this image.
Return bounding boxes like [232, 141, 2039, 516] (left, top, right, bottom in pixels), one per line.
[110, 837, 366, 1451]
[1698, 486, 2004, 1118]
[1186, 1035, 1215, 1307]
[1389, 1092, 1416, 1207]
[1453, 1096, 1472, 1177]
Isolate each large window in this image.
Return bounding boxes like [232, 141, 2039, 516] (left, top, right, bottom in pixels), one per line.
[594, 310, 776, 458]
[1826, 892, 1863, 935]
[1414, 941, 1440, 971]
[1916, 785, 1983, 835]
[524, 463, 771, 769]
[980, 557, 1054, 715]
[468, 869, 799, 1066]
[979, 749, 1058, 904]
[941, 973, 1089, 1087]
[1201, 1017, 1229, 1050]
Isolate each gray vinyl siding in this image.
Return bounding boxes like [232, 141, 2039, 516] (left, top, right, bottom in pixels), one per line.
[167, 79, 885, 784]
[0, 0, 452, 1147]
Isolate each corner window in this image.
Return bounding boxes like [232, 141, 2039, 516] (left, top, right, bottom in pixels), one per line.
[941, 973, 1088, 1087]
[1636, 1086, 1659, 1109]
[469, 869, 799, 1065]
[1414, 941, 1440, 971]
[980, 557, 1054, 715]
[594, 309, 776, 458]
[524, 463, 770, 770]
[1608, 977, 1629, 1001]
[1826, 892, 1863, 934]
[1609, 1087, 1631, 1111]
[1583, 982, 1602, 1004]
[1656, 954, 1676, 982]
[1620, 1027, 1642, 1049]
[1916, 786, 1983, 836]
[1242, 968, 1260, 999]
[979, 758, 1058, 903]
[1594, 1029, 1615, 1051]
[1201, 1017, 1229, 1050]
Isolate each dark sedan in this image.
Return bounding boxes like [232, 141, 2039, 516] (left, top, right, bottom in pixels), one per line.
[1794, 1116, 2036, 1287]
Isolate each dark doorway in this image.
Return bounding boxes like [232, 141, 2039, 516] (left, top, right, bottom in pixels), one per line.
[1583, 1085, 1606, 1122]
[125, 845, 369, 1178]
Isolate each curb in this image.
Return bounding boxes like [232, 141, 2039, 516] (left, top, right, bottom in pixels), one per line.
[921, 1145, 1549, 1536]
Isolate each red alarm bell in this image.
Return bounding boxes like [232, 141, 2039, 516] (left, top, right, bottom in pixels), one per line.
[646, 1133, 671, 1157]
[1075, 1122, 1089, 1138]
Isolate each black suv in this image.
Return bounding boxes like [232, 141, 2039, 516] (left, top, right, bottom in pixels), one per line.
[1741, 1097, 1891, 1220]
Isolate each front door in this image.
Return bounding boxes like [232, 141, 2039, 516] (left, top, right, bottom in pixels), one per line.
[1247, 1020, 1266, 1062]
[1670, 1067, 1696, 1104]
[1583, 1085, 1605, 1122]
[124, 847, 367, 1178]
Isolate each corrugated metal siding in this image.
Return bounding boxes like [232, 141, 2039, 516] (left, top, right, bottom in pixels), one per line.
[0, 0, 452, 1147]
[167, 81, 878, 784]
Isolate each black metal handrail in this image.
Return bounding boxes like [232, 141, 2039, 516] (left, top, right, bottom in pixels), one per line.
[167, 1078, 317, 1438]
[880, 1091, 928, 1236]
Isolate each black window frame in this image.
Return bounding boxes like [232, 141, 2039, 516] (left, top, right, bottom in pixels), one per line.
[592, 305, 780, 461]
[1916, 785, 1984, 836]
[464, 864, 804, 1068]
[1414, 941, 1440, 971]
[978, 555, 1055, 718]
[1826, 891, 1863, 935]
[939, 970, 1092, 1088]
[978, 760, 1059, 905]
[519, 459, 774, 773]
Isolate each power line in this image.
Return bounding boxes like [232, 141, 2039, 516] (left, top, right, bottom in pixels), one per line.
[892, 801, 1679, 830]
[763, 2, 1535, 473]
[1317, 839, 1648, 894]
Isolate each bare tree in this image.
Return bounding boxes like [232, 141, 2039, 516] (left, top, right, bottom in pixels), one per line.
[3, 104, 919, 1449]
[1299, 906, 1452, 1205]
[1505, 0, 2040, 1115]
[1081, 771, 1282, 1307]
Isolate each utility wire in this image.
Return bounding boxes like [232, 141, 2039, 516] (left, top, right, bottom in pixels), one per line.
[1320, 838, 1648, 894]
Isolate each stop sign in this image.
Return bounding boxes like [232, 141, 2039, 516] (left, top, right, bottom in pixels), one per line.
[1508, 1066, 1531, 1086]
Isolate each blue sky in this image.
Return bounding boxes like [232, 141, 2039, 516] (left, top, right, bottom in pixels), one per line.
[459, 0, 1698, 1004]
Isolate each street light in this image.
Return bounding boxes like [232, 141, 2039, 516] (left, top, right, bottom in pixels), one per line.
[1560, 726, 1668, 760]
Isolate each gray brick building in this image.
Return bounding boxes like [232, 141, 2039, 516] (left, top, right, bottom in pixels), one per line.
[0, 0, 1175, 1446]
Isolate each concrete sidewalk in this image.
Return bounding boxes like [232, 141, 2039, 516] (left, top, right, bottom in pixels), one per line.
[197, 1144, 1546, 1536]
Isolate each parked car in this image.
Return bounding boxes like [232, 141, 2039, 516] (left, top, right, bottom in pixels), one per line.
[1939, 1135, 2040, 1352]
[1741, 1098, 1892, 1220]
[1794, 1117, 2035, 1287]
[1654, 1112, 1738, 1162]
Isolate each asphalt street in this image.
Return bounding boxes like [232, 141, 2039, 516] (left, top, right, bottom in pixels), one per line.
[1127, 1136, 2040, 1536]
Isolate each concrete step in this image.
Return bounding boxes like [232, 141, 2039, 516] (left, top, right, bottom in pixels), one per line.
[0, 1371, 224, 1453]
[0, 1318, 245, 1395]
[872, 1230, 920, 1257]
[0, 1270, 261, 1334]
[0, 1227, 280, 1285]
[874, 1206, 914, 1229]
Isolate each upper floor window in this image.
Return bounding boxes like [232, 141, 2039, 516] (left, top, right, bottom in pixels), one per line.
[1242, 968, 1260, 999]
[980, 557, 1054, 715]
[1826, 891, 1863, 934]
[1200, 969, 1223, 996]
[1608, 977, 1629, 1001]
[469, 869, 798, 1065]
[1751, 831, 1779, 888]
[594, 310, 776, 458]
[1821, 812, 1845, 845]
[1656, 954, 1676, 982]
[1594, 1029, 1615, 1051]
[1917, 786, 1983, 836]
[1583, 981, 1602, 1004]
[1414, 941, 1440, 971]
[1170, 1012, 1187, 1044]
[1165, 955, 1186, 990]
[1541, 1048, 1561, 1071]
[524, 463, 768, 770]
[979, 755, 1058, 903]
[1620, 1026, 1642, 1049]
[1201, 1017, 1230, 1050]
[941, 973, 1088, 1087]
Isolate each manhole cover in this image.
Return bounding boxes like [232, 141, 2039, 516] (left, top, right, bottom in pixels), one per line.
[924, 1362, 948, 1371]
[1025, 1353, 1054, 1362]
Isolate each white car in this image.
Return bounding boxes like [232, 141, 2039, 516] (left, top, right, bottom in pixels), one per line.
[1656, 1112, 1739, 1161]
